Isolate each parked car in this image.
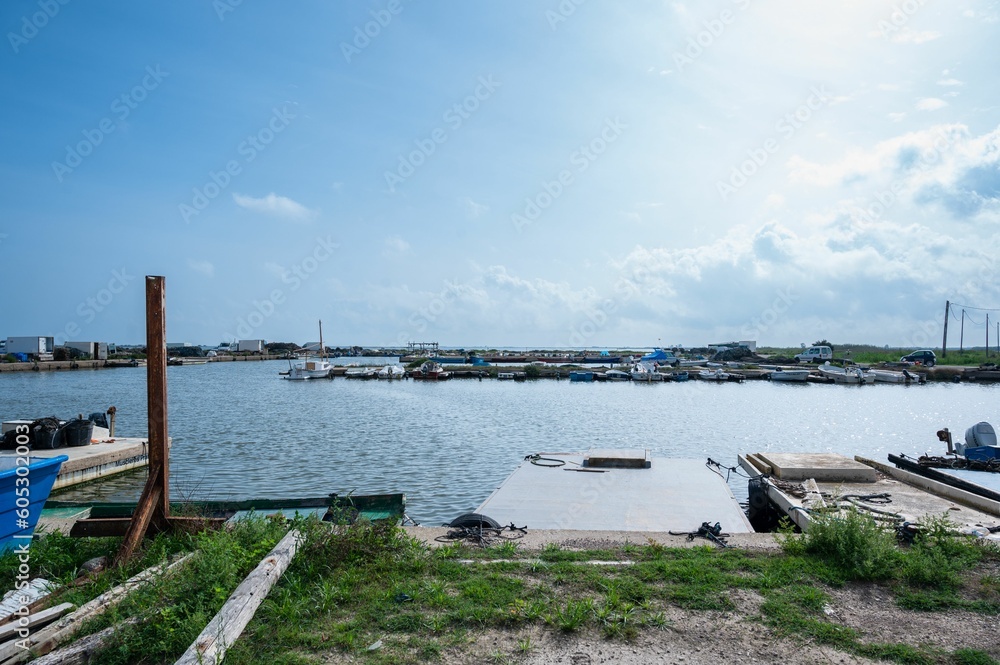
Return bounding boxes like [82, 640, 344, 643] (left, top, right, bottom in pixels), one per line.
[900, 349, 936, 367]
[794, 346, 833, 363]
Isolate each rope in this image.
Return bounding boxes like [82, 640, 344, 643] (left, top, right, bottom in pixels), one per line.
[918, 455, 1000, 473]
[525, 454, 582, 468]
[706, 458, 752, 482]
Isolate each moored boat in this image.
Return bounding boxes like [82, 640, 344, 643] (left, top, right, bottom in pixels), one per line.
[630, 363, 663, 382]
[568, 370, 594, 382]
[604, 369, 631, 381]
[285, 320, 332, 380]
[768, 368, 810, 382]
[2, 454, 68, 552]
[411, 361, 451, 380]
[869, 368, 924, 384]
[698, 369, 730, 381]
[817, 362, 874, 385]
[377, 364, 405, 379]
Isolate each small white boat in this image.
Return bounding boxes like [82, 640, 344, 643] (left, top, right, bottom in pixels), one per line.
[868, 368, 924, 384]
[345, 366, 379, 379]
[497, 372, 516, 380]
[769, 368, 810, 382]
[630, 363, 663, 382]
[698, 369, 730, 381]
[285, 320, 332, 380]
[604, 369, 631, 381]
[377, 365, 405, 379]
[817, 362, 874, 385]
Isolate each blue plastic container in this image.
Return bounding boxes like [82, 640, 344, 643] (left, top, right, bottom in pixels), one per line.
[0, 455, 69, 552]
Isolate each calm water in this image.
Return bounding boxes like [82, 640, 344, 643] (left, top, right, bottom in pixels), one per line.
[1, 361, 997, 525]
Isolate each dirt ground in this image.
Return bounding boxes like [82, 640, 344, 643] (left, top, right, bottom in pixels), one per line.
[327, 535, 999, 665]
[407, 580, 998, 665]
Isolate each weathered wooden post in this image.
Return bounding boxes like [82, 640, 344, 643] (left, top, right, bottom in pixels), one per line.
[115, 276, 171, 564]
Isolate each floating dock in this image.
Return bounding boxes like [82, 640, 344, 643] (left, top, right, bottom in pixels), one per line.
[476, 450, 754, 533]
[1, 420, 153, 490]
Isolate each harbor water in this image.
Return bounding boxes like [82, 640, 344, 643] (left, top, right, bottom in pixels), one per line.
[1, 360, 997, 526]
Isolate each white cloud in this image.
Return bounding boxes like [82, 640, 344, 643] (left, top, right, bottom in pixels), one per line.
[383, 235, 410, 256]
[916, 98, 948, 111]
[232, 193, 315, 220]
[188, 259, 214, 277]
[937, 78, 964, 87]
[888, 112, 906, 123]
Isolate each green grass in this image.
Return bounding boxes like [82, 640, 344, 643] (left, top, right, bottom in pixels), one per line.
[4, 513, 998, 665]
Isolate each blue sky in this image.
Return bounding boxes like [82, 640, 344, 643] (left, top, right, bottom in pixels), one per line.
[2, 1, 999, 349]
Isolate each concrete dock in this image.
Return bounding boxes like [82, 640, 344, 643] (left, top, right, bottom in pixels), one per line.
[739, 452, 1000, 537]
[2, 438, 152, 490]
[476, 450, 754, 534]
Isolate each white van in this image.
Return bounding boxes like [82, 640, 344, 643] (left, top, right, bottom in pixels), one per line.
[794, 346, 833, 363]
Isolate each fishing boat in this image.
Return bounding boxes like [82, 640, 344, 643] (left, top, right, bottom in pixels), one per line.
[630, 363, 663, 382]
[411, 360, 451, 380]
[377, 365, 405, 379]
[2, 455, 68, 552]
[698, 369, 730, 382]
[768, 368, 810, 382]
[285, 320, 332, 380]
[604, 369, 631, 381]
[868, 368, 924, 384]
[817, 362, 874, 385]
[568, 370, 594, 382]
[639, 349, 681, 367]
[673, 370, 690, 382]
[167, 357, 208, 366]
[345, 366, 379, 379]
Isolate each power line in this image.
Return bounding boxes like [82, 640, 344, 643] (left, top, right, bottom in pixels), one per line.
[951, 302, 1000, 313]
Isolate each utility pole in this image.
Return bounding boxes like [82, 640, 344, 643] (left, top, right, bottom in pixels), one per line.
[987, 313, 990, 359]
[941, 300, 949, 358]
[960, 309, 965, 353]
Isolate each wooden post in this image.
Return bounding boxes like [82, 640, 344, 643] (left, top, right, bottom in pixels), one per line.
[115, 276, 171, 565]
[960, 309, 965, 353]
[941, 300, 949, 358]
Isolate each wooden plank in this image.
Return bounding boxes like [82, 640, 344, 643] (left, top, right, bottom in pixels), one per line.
[174, 530, 301, 665]
[3, 554, 194, 663]
[28, 618, 140, 665]
[113, 483, 162, 563]
[145, 275, 170, 518]
[72, 516, 225, 538]
[0, 603, 73, 643]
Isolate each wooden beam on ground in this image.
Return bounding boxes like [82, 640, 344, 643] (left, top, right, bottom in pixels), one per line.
[4, 554, 193, 663]
[174, 530, 301, 665]
[27, 618, 141, 665]
[0, 603, 73, 644]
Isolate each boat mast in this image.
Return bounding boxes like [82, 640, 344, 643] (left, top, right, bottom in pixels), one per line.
[318, 320, 325, 359]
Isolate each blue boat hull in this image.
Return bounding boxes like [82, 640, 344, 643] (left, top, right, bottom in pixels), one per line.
[1, 455, 69, 552]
